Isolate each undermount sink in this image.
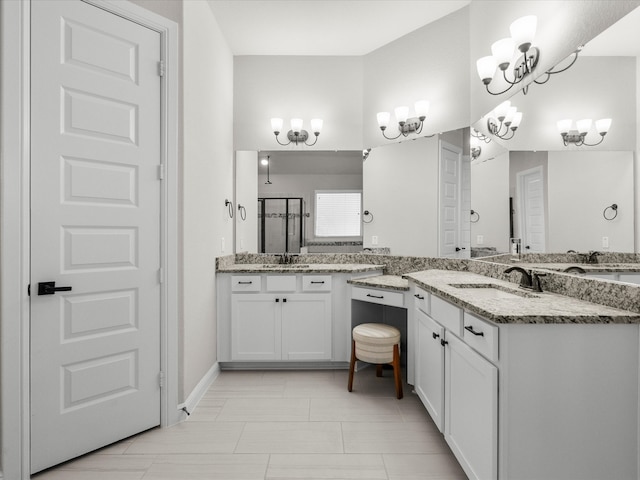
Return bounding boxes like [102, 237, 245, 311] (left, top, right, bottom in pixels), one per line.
[448, 283, 539, 299]
[261, 264, 310, 268]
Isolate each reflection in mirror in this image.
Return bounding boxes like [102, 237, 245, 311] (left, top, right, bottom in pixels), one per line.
[256, 151, 363, 254]
[470, 8, 639, 256]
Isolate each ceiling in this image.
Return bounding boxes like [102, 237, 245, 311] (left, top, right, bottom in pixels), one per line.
[581, 5, 640, 56]
[207, 0, 470, 56]
[259, 150, 363, 175]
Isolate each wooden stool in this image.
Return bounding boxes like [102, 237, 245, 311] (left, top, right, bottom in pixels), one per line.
[348, 323, 403, 399]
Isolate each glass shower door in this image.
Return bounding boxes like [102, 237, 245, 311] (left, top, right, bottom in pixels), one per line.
[258, 198, 304, 253]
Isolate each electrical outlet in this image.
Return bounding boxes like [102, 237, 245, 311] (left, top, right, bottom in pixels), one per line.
[476, 235, 484, 245]
[371, 235, 378, 246]
[602, 236, 609, 248]
[221, 237, 225, 253]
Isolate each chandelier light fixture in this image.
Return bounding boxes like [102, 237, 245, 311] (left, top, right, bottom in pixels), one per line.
[470, 136, 482, 160]
[557, 118, 612, 146]
[376, 100, 430, 140]
[271, 117, 323, 146]
[486, 100, 523, 140]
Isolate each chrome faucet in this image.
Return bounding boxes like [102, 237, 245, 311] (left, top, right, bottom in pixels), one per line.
[586, 251, 601, 264]
[504, 266, 532, 289]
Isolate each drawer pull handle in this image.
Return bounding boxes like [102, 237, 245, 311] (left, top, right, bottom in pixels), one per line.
[310, 281, 325, 284]
[414, 294, 424, 299]
[465, 325, 485, 336]
[366, 293, 384, 299]
[238, 281, 253, 285]
[432, 332, 440, 340]
[275, 298, 279, 302]
[440, 339, 448, 347]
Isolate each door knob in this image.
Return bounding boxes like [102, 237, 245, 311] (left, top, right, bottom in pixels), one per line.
[37, 282, 72, 296]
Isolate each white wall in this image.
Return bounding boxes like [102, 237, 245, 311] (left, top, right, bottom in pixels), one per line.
[547, 151, 634, 252]
[471, 152, 510, 252]
[235, 151, 258, 253]
[363, 137, 440, 256]
[363, 7, 470, 149]
[182, 0, 234, 397]
[234, 56, 363, 151]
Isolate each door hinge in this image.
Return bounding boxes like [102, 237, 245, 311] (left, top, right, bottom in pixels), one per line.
[28, 284, 31, 296]
[158, 60, 165, 77]
[158, 164, 165, 180]
[159, 371, 165, 388]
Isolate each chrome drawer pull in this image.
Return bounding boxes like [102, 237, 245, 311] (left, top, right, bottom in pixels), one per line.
[464, 325, 485, 336]
[366, 293, 384, 299]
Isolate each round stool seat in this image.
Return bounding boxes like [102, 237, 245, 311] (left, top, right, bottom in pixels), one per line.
[352, 323, 400, 364]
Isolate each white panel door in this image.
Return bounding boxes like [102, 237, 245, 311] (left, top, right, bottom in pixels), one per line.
[516, 166, 546, 253]
[30, 1, 161, 473]
[439, 142, 463, 258]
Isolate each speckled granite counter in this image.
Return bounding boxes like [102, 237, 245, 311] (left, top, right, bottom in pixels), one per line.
[216, 263, 384, 274]
[404, 269, 640, 324]
[512, 262, 640, 273]
[348, 275, 409, 291]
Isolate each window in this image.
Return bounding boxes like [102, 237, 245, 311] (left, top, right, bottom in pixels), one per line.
[315, 190, 362, 237]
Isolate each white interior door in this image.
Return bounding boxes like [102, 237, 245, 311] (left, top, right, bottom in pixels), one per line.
[516, 166, 546, 253]
[440, 141, 463, 257]
[30, 0, 162, 472]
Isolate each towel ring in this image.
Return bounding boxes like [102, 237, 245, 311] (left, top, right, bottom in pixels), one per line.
[225, 199, 234, 218]
[362, 210, 374, 224]
[470, 209, 480, 223]
[238, 204, 246, 221]
[603, 203, 618, 220]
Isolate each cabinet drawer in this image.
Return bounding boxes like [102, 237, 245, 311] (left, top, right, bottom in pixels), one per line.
[413, 286, 430, 314]
[266, 275, 297, 292]
[463, 312, 499, 362]
[231, 275, 261, 292]
[352, 286, 404, 308]
[302, 275, 332, 292]
[431, 295, 462, 336]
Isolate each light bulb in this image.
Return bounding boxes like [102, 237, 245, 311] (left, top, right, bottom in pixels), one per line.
[576, 118, 592, 135]
[271, 117, 283, 134]
[557, 119, 573, 134]
[414, 100, 430, 119]
[510, 15, 537, 52]
[595, 118, 612, 134]
[491, 38, 515, 70]
[290, 118, 303, 133]
[377, 112, 390, 129]
[504, 106, 517, 124]
[510, 111, 523, 129]
[310, 118, 323, 134]
[494, 101, 511, 121]
[394, 106, 409, 124]
[477, 55, 497, 84]
[260, 158, 269, 166]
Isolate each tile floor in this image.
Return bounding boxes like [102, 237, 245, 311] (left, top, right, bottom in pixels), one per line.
[33, 369, 468, 479]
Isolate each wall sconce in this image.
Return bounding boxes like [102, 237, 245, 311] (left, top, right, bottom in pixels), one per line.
[471, 127, 491, 144]
[557, 118, 611, 146]
[362, 148, 371, 160]
[271, 117, 322, 146]
[486, 100, 523, 140]
[377, 101, 429, 140]
[476, 15, 539, 95]
[261, 156, 273, 184]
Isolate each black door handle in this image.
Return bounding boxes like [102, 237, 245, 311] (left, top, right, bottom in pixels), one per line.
[455, 247, 466, 252]
[38, 281, 72, 296]
[464, 325, 485, 336]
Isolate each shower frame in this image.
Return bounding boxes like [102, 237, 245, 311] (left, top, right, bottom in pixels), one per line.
[258, 197, 305, 254]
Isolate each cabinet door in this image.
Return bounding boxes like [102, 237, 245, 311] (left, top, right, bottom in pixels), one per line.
[415, 308, 445, 432]
[281, 294, 332, 361]
[231, 294, 281, 360]
[445, 333, 497, 480]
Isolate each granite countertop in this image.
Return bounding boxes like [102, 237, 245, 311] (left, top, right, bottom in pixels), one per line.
[404, 269, 640, 324]
[511, 262, 640, 273]
[216, 263, 385, 274]
[348, 275, 409, 292]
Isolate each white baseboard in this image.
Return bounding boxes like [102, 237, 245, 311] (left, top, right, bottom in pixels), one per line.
[177, 362, 220, 418]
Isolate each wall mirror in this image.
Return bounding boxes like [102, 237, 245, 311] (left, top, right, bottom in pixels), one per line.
[470, 7, 639, 256]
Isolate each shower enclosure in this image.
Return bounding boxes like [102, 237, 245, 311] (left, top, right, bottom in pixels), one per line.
[258, 197, 305, 253]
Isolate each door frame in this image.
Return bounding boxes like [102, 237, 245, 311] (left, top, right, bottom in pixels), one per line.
[0, 1, 180, 478]
[515, 165, 546, 253]
[438, 140, 463, 257]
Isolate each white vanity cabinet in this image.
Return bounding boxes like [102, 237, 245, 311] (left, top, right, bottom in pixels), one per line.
[411, 288, 497, 480]
[230, 274, 331, 361]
